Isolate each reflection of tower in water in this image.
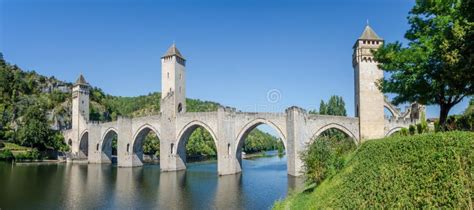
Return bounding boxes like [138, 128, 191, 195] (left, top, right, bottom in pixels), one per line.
[115, 167, 143, 208]
[63, 163, 89, 208]
[158, 170, 189, 209]
[214, 173, 243, 209]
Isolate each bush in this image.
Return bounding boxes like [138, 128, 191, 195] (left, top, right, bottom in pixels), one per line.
[451, 112, 474, 131]
[416, 123, 423, 134]
[0, 141, 4, 149]
[301, 136, 356, 185]
[0, 149, 14, 160]
[408, 124, 416, 135]
[435, 112, 474, 132]
[400, 128, 409, 136]
[14, 149, 42, 161]
[301, 140, 334, 185]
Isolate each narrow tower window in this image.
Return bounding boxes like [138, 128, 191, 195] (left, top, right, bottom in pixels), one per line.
[167, 72, 170, 78]
[170, 143, 174, 154]
[177, 103, 183, 113]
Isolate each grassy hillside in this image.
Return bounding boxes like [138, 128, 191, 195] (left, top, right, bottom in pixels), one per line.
[274, 132, 474, 209]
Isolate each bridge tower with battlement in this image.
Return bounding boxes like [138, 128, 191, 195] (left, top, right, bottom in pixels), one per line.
[353, 24, 385, 140]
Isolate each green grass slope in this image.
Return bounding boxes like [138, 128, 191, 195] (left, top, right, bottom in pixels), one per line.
[275, 132, 474, 209]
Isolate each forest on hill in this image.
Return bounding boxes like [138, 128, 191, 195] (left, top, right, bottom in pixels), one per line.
[0, 53, 283, 159]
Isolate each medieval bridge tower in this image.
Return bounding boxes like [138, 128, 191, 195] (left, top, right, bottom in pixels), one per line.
[63, 25, 421, 176]
[353, 25, 385, 139]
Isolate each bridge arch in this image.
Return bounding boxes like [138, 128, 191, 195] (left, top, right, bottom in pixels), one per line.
[175, 120, 218, 164]
[79, 130, 89, 158]
[384, 100, 400, 118]
[234, 118, 287, 170]
[386, 126, 404, 137]
[99, 127, 118, 162]
[311, 123, 359, 145]
[131, 124, 161, 163]
[235, 118, 287, 153]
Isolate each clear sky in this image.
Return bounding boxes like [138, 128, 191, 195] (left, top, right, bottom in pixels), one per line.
[0, 0, 470, 119]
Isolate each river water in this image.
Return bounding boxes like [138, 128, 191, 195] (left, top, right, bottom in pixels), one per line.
[0, 151, 303, 209]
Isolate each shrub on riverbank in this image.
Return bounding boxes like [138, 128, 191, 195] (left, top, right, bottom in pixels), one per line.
[0, 149, 14, 160]
[274, 132, 474, 209]
[13, 149, 42, 161]
[300, 136, 356, 185]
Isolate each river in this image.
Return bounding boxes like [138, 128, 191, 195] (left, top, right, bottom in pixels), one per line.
[0, 151, 303, 209]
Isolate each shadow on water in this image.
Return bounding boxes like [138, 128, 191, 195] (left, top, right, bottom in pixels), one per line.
[0, 153, 303, 209]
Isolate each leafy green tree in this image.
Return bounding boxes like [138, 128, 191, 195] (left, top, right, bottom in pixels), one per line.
[318, 100, 327, 115]
[17, 104, 51, 150]
[143, 133, 160, 156]
[243, 129, 281, 154]
[49, 131, 68, 152]
[186, 127, 216, 157]
[312, 95, 347, 116]
[374, 0, 474, 128]
[315, 95, 348, 138]
[325, 96, 347, 116]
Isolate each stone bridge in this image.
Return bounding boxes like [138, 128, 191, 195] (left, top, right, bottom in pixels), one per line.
[63, 25, 422, 176]
[63, 107, 361, 176]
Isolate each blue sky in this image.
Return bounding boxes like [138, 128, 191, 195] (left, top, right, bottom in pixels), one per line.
[0, 0, 470, 120]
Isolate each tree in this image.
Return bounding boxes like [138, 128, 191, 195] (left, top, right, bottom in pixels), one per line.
[17, 104, 51, 150]
[143, 133, 160, 156]
[326, 96, 347, 116]
[317, 96, 347, 116]
[374, 0, 474, 128]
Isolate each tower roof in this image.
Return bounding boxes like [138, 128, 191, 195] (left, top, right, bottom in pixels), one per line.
[359, 25, 382, 40]
[162, 43, 185, 60]
[75, 74, 89, 86]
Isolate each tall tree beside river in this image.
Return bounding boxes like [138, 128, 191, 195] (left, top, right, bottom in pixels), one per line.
[374, 0, 474, 128]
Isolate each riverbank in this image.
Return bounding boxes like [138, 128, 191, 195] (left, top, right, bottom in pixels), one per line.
[274, 132, 474, 209]
[243, 151, 284, 159]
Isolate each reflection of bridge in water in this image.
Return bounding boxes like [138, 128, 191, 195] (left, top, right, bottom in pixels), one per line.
[63, 25, 423, 176]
